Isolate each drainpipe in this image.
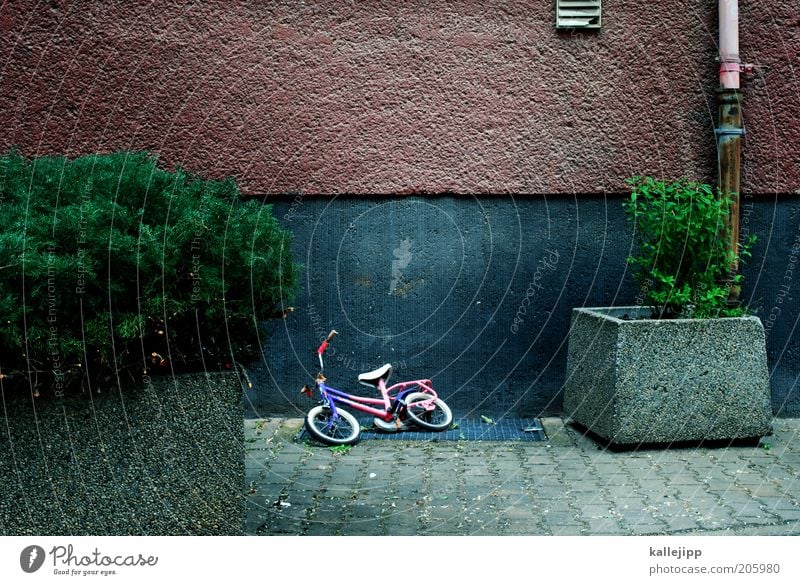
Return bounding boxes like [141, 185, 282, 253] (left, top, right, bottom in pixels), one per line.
[717, 0, 744, 300]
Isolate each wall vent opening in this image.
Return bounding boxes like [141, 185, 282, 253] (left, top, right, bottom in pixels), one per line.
[556, 0, 602, 29]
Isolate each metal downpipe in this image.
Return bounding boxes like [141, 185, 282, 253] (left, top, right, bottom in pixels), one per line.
[717, 0, 743, 300]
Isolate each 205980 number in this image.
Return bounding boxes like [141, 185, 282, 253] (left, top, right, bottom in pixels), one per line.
[736, 563, 780, 574]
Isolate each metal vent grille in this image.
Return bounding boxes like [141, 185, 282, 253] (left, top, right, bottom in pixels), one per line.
[556, 0, 602, 29]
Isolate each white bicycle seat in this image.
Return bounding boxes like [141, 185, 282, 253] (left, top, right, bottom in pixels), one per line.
[358, 363, 392, 387]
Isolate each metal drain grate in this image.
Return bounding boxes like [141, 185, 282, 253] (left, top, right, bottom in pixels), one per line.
[296, 417, 547, 442]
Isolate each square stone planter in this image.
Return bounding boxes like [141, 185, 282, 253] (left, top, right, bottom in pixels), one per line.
[0, 371, 244, 535]
[564, 307, 773, 446]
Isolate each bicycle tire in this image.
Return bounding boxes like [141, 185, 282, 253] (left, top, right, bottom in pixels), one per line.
[404, 392, 453, 431]
[304, 406, 361, 445]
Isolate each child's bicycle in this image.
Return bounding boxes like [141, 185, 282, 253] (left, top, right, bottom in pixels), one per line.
[300, 330, 453, 445]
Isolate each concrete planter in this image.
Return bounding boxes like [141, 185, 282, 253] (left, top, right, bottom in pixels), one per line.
[0, 372, 244, 535]
[564, 307, 773, 446]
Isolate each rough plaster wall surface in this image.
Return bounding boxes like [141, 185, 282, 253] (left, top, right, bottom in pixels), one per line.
[1, 1, 798, 194]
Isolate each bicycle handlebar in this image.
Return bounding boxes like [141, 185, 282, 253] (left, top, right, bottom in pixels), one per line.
[317, 330, 338, 355]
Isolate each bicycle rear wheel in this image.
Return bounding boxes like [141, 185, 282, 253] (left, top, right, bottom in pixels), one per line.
[404, 392, 453, 431]
[305, 406, 360, 445]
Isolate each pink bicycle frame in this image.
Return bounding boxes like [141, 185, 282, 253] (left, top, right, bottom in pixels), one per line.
[318, 378, 438, 422]
[310, 329, 438, 422]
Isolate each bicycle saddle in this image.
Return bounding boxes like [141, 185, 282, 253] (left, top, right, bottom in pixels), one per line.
[358, 363, 392, 387]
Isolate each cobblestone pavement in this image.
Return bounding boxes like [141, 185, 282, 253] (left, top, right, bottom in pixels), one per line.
[245, 417, 800, 536]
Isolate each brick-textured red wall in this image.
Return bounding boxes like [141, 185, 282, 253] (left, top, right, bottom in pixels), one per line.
[1, 1, 798, 194]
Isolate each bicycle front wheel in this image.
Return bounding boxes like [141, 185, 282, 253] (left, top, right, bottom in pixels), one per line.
[404, 392, 453, 431]
[305, 406, 361, 445]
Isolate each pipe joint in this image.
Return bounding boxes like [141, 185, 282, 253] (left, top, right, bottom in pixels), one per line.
[715, 127, 746, 138]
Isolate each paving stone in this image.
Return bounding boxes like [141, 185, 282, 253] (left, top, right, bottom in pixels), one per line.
[578, 501, 616, 514]
[731, 502, 779, 518]
[264, 460, 303, 473]
[537, 498, 574, 511]
[503, 519, 546, 534]
[559, 469, 594, 482]
[770, 508, 800, 521]
[245, 471, 264, 486]
[533, 485, 570, 499]
[393, 488, 425, 501]
[583, 519, 628, 535]
[566, 482, 605, 495]
[503, 501, 543, 519]
[675, 485, 716, 499]
[251, 483, 287, 498]
[590, 463, 627, 474]
[260, 515, 305, 535]
[604, 485, 640, 498]
[530, 475, 567, 487]
[571, 493, 611, 509]
[694, 514, 738, 530]
[629, 524, 669, 535]
[660, 516, 701, 532]
[549, 524, 584, 536]
[303, 522, 341, 536]
[245, 512, 270, 534]
[734, 473, 773, 486]
[384, 524, 422, 536]
[287, 482, 327, 496]
[620, 458, 660, 470]
[462, 467, 494, 478]
[541, 510, 580, 525]
[320, 485, 355, 498]
[757, 496, 800, 512]
[343, 518, 384, 535]
[638, 478, 673, 490]
[244, 417, 800, 536]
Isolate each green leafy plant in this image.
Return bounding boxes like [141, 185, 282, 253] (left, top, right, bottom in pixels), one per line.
[623, 176, 754, 319]
[0, 150, 298, 395]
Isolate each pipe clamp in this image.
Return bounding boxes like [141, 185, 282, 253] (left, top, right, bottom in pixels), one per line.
[715, 127, 746, 137]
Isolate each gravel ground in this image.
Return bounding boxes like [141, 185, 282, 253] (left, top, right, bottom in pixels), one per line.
[0, 372, 244, 535]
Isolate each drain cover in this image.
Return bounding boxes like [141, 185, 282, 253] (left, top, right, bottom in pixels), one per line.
[296, 417, 547, 442]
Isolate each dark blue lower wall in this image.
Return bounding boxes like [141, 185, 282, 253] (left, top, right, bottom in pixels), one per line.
[245, 196, 800, 419]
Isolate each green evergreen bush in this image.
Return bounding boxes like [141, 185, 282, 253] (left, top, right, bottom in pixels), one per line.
[0, 150, 298, 395]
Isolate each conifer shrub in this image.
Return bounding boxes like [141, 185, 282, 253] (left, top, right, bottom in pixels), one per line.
[0, 150, 298, 396]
